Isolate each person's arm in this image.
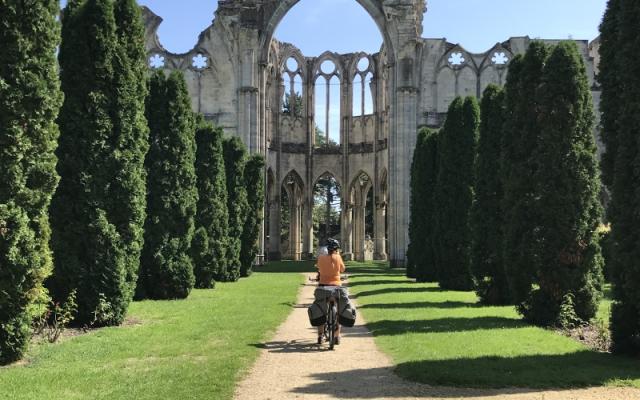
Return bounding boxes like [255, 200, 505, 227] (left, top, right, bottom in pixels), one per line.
[338, 254, 346, 273]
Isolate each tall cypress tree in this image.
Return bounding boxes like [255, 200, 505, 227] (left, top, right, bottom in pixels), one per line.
[471, 84, 509, 304]
[240, 154, 266, 277]
[522, 41, 603, 327]
[50, 0, 149, 325]
[433, 97, 479, 290]
[0, 0, 63, 364]
[192, 120, 229, 289]
[501, 43, 549, 309]
[609, 0, 640, 356]
[598, 0, 622, 189]
[138, 71, 197, 299]
[222, 137, 248, 282]
[407, 128, 439, 282]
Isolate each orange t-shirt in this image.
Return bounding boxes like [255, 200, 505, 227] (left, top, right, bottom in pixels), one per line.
[317, 253, 345, 286]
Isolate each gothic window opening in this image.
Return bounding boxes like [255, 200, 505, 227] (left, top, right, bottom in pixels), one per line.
[282, 57, 303, 117]
[314, 59, 341, 146]
[312, 173, 342, 248]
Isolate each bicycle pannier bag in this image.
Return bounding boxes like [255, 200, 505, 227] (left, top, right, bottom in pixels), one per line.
[308, 302, 327, 327]
[338, 303, 357, 327]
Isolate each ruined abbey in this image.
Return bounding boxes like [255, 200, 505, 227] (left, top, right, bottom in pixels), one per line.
[141, 0, 601, 266]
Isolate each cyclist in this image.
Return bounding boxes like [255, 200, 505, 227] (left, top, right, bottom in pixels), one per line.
[315, 238, 349, 345]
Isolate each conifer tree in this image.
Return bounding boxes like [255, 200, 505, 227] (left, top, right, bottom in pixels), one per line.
[608, 0, 640, 356]
[407, 128, 439, 282]
[471, 85, 509, 304]
[433, 97, 479, 290]
[501, 43, 549, 308]
[50, 0, 149, 325]
[240, 154, 266, 277]
[0, 0, 63, 364]
[598, 0, 622, 189]
[523, 41, 603, 327]
[138, 71, 197, 299]
[192, 120, 229, 288]
[223, 137, 249, 282]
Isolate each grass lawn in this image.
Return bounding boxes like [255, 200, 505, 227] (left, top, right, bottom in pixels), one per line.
[346, 262, 640, 389]
[0, 261, 314, 400]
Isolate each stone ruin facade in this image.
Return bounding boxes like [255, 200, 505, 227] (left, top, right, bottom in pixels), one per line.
[141, 0, 601, 266]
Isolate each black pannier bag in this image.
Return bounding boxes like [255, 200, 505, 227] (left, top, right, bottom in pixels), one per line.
[307, 302, 326, 326]
[338, 302, 357, 327]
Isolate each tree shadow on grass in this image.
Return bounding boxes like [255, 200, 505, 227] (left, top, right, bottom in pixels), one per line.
[360, 301, 482, 310]
[394, 351, 640, 389]
[366, 317, 527, 335]
[258, 261, 316, 273]
[347, 279, 412, 287]
[291, 352, 640, 397]
[354, 287, 443, 297]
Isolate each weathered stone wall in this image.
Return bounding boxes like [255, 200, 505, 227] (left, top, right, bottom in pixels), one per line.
[141, 1, 600, 266]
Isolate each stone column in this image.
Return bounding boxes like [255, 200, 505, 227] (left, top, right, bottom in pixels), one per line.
[353, 198, 366, 262]
[290, 195, 301, 261]
[268, 196, 281, 261]
[374, 201, 387, 260]
[302, 194, 313, 259]
[341, 201, 354, 261]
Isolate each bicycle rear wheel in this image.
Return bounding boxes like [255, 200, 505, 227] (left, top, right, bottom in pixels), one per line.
[328, 304, 337, 350]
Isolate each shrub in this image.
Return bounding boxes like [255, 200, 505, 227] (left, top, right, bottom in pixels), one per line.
[471, 84, 510, 304]
[222, 137, 249, 282]
[407, 128, 439, 282]
[433, 97, 479, 290]
[49, 0, 149, 325]
[192, 120, 229, 288]
[0, 0, 63, 364]
[240, 154, 266, 277]
[138, 71, 197, 299]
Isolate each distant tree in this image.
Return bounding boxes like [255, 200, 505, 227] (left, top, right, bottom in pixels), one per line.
[471, 85, 510, 304]
[407, 128, 439, 281]
[313, 175, 341, 247]
[501, 43, 549, 310]
[282, 92, 303, 118]
[138, 71, 197, 299]
[0, 0, 63, 364]
[223, 136, 249, 282]
[50, 0, 149, 325]
[240, 154, 265, 277]
[522, 41, 603, 327]
[192, 119, 229, 288]
[433, 97, 479, 290]
[607, 0, 640, 356]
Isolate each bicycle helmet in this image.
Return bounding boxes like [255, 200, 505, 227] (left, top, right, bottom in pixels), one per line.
[326, 238, 340, 252]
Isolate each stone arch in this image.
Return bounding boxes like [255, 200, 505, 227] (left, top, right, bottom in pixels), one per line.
[281, 169, 305, 195]
[313, 170, 343, 190]
[313, 51, 345, 79]
[259, 0, 396, 65]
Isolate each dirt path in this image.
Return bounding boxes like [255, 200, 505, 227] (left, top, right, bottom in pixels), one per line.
[233, 274, 640, 400]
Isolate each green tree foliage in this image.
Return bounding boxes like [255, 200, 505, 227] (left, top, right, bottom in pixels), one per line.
[598, 0, 622, 189]
[223, 136, 249, 282]
[607, 0, 640, 356]
[0, 0, 63, 364]
[521, 41, 603, 327]
[138, 71, 197, 299]
[313, 175, 341, 247]
[49, 0, 149, 325]
[192, 119, 229, 288]
[433, 97, 479, 290]
[501, 43, 549, 308]
[471, 85, 510, 304]
[240, 154, 266, 277]
[407, 128, 439, 281]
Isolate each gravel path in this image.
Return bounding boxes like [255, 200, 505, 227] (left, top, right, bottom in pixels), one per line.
[233, 274, 640, 400]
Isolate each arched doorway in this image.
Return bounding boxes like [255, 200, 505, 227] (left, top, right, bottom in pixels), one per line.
[312, 173, 342, 252]
[280, 170, 305, 260]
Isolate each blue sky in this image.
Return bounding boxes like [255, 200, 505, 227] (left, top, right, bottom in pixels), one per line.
[75, 0, 607, 55]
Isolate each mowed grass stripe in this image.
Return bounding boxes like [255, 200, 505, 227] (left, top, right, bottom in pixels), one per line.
[0, 261, 313, 400]
[346, 262, 640, 389]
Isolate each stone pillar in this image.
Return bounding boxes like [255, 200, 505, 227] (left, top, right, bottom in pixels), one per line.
[353, 199, 366, 262]
[374, 201, 387, 260]
[290, 196, 301, 261]
[341, 201, 354, 261]
[302, 194, 314, 259]
[268, 196, 281, 261]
